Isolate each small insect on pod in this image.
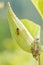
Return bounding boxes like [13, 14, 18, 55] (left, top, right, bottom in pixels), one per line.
[16, 28, 19, 35]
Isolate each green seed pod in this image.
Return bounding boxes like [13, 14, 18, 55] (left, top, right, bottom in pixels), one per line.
[7, 2, 41, 53]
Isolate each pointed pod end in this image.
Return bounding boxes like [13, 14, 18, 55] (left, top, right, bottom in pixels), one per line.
[6, 2, 10, 9]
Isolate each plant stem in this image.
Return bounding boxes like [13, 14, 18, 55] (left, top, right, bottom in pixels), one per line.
[38, 55, 40, 65]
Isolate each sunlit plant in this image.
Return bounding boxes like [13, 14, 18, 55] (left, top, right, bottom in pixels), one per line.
[7, 2, 42, 65]
[31, 0, 43, 20]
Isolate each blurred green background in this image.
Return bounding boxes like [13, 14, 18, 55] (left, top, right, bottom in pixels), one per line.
[0, 0, 43, 65]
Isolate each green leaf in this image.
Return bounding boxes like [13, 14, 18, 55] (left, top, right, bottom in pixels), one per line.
[31, 0, 43, 19]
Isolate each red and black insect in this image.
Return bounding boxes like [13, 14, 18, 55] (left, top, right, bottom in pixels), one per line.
[16, 28, 19, 35]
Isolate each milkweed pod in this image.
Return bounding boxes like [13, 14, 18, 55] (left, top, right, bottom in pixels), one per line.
[7, 2, 41, 53]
